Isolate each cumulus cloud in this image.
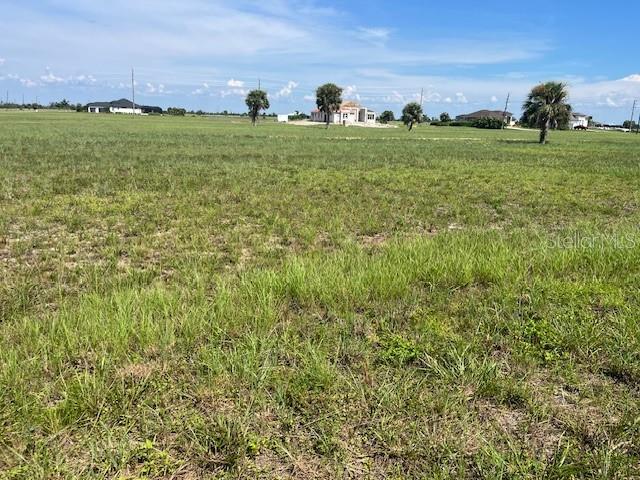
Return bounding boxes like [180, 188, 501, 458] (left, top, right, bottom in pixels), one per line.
[146, 82, 166, 94]
[40, 71, 65, 84]
[227, 78, 244, 88]
[622, 74, 640, 82]
[73, 74, 97, 85]
[20, 78, 38, 88]
[455, 92, 468, 103]
[491, 95, 498, 102]
[343, 85, 360, 101]
[220, 88, 248, 98]
[384, 90, 406, 104]
[303, 94, 315, 101]
[276, 80, 299, 98]
[0, 58, 5, 66]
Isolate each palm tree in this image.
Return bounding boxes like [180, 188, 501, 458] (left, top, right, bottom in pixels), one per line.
[245, 90, 270, 126]
[316, 83, 343, 128]
[522, 82, 572, 144]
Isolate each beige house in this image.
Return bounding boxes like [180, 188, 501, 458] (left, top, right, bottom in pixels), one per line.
[311, 101, 377, 124]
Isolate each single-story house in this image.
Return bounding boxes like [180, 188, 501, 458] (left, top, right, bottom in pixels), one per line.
[311, 101, 377, 125]
[570, 112, 590, 129]
[86, 99, 162, 115]
[456, 110, 516, 126]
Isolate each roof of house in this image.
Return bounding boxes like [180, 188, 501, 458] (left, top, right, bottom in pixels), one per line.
[457, 110, 513, 119]
[572, 112, 589, 118]
[340, 101, 361, 110]
[86, 98, 161, 111]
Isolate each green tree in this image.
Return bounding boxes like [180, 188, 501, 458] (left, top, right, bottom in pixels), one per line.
[245, 90, 270, 126]
[316, 83, 343, 128]
[439, 112, 451, 122]
[402, 102, 423, 131]
[522, 82, 572, 144]
[379, 110, 395, 124]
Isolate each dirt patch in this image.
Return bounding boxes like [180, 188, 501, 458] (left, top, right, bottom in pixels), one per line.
[117, 361, 161, 379]
[359, 234, 388, 248]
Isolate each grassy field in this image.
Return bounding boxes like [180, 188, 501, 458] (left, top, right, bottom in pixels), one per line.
[2, 111, 640, 479]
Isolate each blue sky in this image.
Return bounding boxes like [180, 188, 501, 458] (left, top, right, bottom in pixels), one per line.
[1, 0, 639, 122]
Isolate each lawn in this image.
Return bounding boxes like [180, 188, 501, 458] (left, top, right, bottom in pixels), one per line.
[1, 111, 640, 479]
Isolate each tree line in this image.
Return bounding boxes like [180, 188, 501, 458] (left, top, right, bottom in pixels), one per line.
[245, 81, 575, 144]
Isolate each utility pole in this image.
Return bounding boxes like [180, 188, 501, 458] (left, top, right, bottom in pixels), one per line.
[630, 100, 637, 132]
[131, 68, 136, 115]
[502, 93, 511, 130]
[420, 88, 424, 106]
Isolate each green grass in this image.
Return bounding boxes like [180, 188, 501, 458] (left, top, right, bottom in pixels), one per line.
[2, 111, 640, 478]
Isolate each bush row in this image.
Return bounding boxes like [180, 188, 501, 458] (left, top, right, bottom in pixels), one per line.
[430, 117, 505, 129]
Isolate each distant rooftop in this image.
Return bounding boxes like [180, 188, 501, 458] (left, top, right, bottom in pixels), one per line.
[86, 98, 162, 112]
[457, 110, 514, 119]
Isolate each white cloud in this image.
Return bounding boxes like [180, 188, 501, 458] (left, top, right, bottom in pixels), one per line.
[455, 92, 468, 103]
[146, 82, 166, 94]
[343, 85, 360, 101]
[491, 95, 498, 102]
[444, 97, 452, 103]
[303, 94, 315, 101]
[0, 58, 5, 66]
[20, 78, 38, 88]
[622, 74, 640, 82]
[40, 71, 65, 84]
[73, 74, 97, 85]
[227, 78, 244, 88]
[220, 88, 248, 98]
[384, 90, 406, 104]
[357, 27, 391, 45]
[276, 80, 299, 98]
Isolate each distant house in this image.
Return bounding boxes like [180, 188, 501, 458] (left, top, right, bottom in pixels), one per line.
[277, 114, 290, 123]
[311, 101, 377, 125]
[570, 112, 590, 129]
[456, 110, 516, 126]
[86, 99, 162, 115]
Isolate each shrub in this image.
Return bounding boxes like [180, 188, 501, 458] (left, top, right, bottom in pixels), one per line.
[472, 117, 504, 129]
[379, 110, 395, 124]
[167, 107, 186, 116]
